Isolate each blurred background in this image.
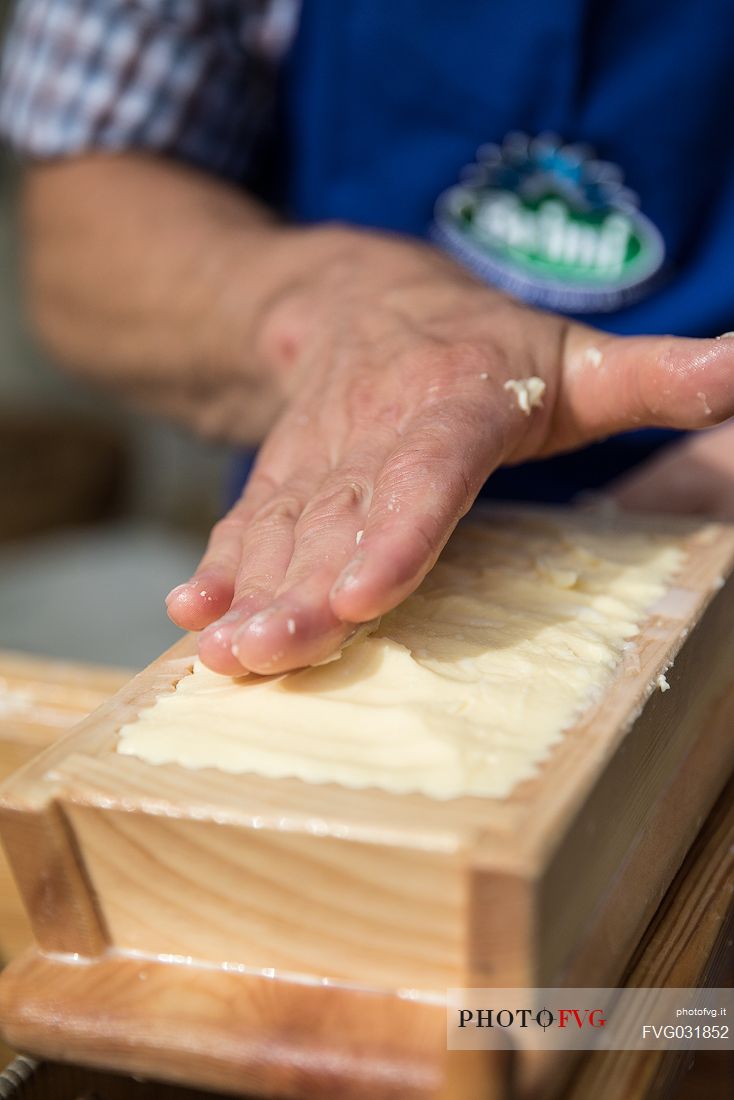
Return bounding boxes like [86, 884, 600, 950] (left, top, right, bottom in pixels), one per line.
[0, 2, 231, 670]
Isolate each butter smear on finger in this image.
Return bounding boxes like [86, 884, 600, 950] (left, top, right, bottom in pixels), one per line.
[503, 376, 546, 414]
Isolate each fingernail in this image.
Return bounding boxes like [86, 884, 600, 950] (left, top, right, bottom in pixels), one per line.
[716, 332, 734, 339]
[165, 582, 194, 606]
[231, 605, 280, 645]
[217, 610, 243, 625]
[331, 554, 364, 597]
[201, 609, 241, 639]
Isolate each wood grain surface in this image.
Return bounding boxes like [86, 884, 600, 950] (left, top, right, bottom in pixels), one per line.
[0, 953, 513, 1100]
[1, 772, 731, 1100]
[0, 651, 130, 961]
[564, 773, 734, 1100]
[0, 651, 129, 1070]
[0, 509, 733, 1098]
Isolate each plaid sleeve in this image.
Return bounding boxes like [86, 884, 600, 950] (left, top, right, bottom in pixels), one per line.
[0, 0, 293, 180]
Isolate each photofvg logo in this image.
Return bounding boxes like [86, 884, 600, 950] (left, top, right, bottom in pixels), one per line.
[457, 1005, 606, 1032]
[447, 988, 734, 1052]
[431, 132, 665, 313]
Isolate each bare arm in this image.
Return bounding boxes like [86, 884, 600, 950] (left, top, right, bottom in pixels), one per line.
[23, 153, 347, 443]
[610, 421, 734, 519]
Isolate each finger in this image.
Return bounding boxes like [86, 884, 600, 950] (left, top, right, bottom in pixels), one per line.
[196, 377, 362, 673]
[230, 453, 380, 673]
[165, 517, 243, 632]
[171, 397, 327, 643]
[330, 409, 502, 623]
[197, 404, 341, 673]
[198, 493, 306, 674]
[548, 330, 734, 456]
[165, 470, 280, 632]
[197, 471, 327, 674]
[230, 567, 355, 674]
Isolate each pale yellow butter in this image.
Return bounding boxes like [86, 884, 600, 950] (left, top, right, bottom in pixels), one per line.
[117, 516, 685, 800]
[504, 376, 546, 414]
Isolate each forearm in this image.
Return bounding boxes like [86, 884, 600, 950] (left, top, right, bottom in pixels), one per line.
[22, 153, 348, 443]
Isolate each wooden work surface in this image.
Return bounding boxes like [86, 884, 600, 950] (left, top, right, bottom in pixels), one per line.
[1, 775, 731, 1100]
[0, 649, 731, 1100]
[1, 509, 733, 1099]
[0, 651, 131, 1067]
[0, 651, 131, 963]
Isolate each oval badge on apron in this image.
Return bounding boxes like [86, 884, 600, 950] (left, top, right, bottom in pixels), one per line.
[432, 132, 665, 314]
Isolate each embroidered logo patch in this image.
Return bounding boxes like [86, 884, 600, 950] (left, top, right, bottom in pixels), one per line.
[431, 133, 665, 313]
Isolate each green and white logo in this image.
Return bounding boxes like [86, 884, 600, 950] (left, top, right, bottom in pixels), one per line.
[432, 133, 665, 313]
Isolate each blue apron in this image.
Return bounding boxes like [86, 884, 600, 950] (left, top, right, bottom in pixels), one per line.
[233, 0, 734, 505]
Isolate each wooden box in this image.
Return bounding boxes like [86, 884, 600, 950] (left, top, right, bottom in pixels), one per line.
[1, 512, 733, 1099]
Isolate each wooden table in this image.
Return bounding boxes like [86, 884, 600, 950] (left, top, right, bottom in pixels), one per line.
[0, 651, 731, 1100]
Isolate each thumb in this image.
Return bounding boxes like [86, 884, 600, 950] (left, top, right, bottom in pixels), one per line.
[545, 328, 734, 454]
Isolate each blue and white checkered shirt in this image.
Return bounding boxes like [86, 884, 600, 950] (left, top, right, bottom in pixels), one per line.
[0, 0, 299, 180]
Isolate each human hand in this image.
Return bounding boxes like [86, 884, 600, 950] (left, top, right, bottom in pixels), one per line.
[607, 420, 734, 520]
[166, 227, 734, 673]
